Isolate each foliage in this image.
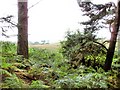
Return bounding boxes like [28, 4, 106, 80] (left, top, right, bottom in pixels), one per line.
[112, 57, 120, 71]
[0, 0, 119, 88]
[55, 72, 108, 88]
[30, 80, 50, 88]
[0, 41, 16, 54]
[3, 74, 27, 88]
[1, 41, 120, 89]
[60, 30, 106, 69]
[29, 47, 64, 69]
[77, 0, 120, 71]
[77, 1, 116, 29]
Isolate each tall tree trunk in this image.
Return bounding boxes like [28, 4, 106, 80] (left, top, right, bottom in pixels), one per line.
[118, 31, 120, 56]
[104, 0, 120, 71]
[17, 0, 28, 59]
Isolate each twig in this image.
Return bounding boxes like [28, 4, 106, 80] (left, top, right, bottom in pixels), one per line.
[28, 0, 43, 10]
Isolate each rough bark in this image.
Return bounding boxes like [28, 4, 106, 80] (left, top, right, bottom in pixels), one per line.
[17, 0, 28, 59]
[104, 1, 120, 71]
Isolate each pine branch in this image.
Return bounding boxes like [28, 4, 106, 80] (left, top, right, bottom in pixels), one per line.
[93, 41, 108, 51]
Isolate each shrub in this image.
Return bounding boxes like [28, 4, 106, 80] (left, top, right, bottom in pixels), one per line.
[60, 30, 106, 69]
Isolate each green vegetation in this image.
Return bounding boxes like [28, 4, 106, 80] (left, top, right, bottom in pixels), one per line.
[0, 0, 120, 89]
[1, 41, 120, 89]
[60, 30, 107, 69]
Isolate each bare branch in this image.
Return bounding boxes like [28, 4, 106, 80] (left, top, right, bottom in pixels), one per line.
[0, 15, 17, 38]
[0, 16, 17, 27]
[28, 0, 43, 10]
[93, 41, 108, 51]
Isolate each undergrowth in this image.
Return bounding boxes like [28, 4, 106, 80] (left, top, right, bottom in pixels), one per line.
[0, 41, 120, 89]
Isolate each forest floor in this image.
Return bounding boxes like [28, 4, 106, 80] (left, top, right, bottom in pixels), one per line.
[1, 41, 120, 88]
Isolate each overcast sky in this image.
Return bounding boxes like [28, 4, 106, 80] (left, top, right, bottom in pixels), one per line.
[0, 0, 117, 43]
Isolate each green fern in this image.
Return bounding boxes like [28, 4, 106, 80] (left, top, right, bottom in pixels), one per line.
[30, 80, 50, 88]
[4, 74, 27, 88]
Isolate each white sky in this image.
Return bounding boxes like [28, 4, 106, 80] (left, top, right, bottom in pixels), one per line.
[0, 0, 117, 43]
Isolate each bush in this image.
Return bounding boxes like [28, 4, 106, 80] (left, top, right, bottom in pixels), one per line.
[60, 30, 106, 69]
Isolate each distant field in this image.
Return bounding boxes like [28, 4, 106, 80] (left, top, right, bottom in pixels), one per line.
[29, 43, 60, 50]
[29, 41, 119, 53]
